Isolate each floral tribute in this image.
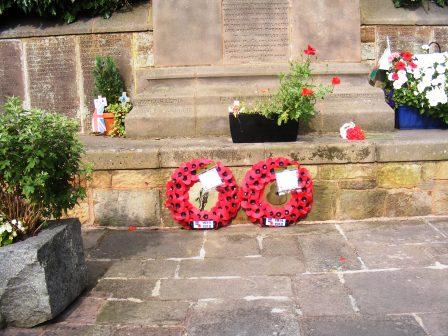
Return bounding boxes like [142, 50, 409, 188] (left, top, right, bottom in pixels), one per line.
[241, 158, 313, 226]
[340, 122, 366, 141]
[385, 49, 448, 124]
[165, 159, 240, 229]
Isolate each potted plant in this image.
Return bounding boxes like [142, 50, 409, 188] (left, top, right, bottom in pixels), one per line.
[229, 45, 340, 143]
[93, 56, 132, 136]
[0, 97, 92, 328]
[384, 49, 448, 129]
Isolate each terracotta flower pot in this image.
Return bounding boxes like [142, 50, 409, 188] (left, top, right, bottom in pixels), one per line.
[102, 112, 115, 135]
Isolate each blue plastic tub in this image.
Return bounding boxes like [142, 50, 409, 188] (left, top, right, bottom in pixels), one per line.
[395, 105, 448, 130]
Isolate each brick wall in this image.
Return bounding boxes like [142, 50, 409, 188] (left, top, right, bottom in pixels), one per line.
[68, 161, 448, 227]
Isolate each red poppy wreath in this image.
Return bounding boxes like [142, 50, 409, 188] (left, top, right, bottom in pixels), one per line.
[165, 158, 240, 230]
[241, 157, 314, 226]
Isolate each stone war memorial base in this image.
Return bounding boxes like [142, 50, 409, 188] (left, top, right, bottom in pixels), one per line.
[68, 130, 448, 228]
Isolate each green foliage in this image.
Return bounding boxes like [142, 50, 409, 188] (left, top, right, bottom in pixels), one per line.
[106, 102, 133, 137]
[243, 59, 334, 125]
[93, 56, 125, 105]
[0, 0, 133, 24]
[0, 97, 92, 238]
[393, 0, 447, 7]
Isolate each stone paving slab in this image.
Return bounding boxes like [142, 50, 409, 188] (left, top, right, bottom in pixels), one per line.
[300, 315, 427, 336]
[4, 217, 448, 335]
[186, 299, 301, 336]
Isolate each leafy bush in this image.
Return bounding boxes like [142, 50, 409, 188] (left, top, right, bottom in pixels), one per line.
[393, 0, 447, 7]
[0, 0, 133, 24]
[0, 97, 91, 245]
[234, 46, 337, 125]
[93, 56, 125, 105]
[106, 102, 133, 137]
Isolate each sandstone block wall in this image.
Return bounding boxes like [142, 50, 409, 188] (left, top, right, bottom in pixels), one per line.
[68, 161, 448, 227]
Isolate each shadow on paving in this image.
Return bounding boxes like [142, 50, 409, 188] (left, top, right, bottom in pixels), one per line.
[2, 217, 448, 336]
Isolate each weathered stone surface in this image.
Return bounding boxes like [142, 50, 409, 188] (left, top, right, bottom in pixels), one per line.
[66, 199, 91, 225]
[90, 171, 112, 189]
[338, 179, 376, 190]
[82, 229, 106, 251]
[293, 274, 354, 316]
[86, 260, 112, 290]
[93, 279, 157, 299]
[159, 276, 292, 300]
[292, 0, 361, 62]
[26, 36, 79, 118]
[96, 300, 190, 325]
[300, 315, 426, 336]
[0, 40, 24, 105]
[56, 296, 106, 325]
[223, 0, 289, 64]
[338, 189, 386, 220]
[104, 259, 178, 279]
[305, 181, 339, 221]
[0, 219, 87, 328]
[419, 313, 448, 336]
[187, 299, 300, 336]
[340, 219, 445, 245]
[153, 0, 222, 66]
[204, 232, 260, 258]
[344, 269, 448, 314]
[385, 190, 432, 217]
[423, 162, 448, 180]
[318, 164, 376, 180]
[111, 169, 170, 189]
[377, 163, 422, 189]
[88, 230, 203, 260]
[434, 189, 448, 215]
[361, 26, 376, 43]
[93, 189, 160, 227]
[298, 234, 362, 272]
[179, 256, 305, 277]
[133, 32, 154, 69]
[261, 235, 303, 256]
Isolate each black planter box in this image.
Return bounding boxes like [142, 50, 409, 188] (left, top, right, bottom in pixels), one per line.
[229, 114, 299, 143]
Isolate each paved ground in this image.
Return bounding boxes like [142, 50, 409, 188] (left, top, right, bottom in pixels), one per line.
[3, 217, 448, 336]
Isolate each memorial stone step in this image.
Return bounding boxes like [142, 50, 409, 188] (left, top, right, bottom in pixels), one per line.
[126, 63, 394, 139]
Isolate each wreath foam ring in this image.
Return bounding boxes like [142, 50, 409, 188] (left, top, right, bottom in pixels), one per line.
[165, 158, 241, 229]
[241, 157, 314, 226]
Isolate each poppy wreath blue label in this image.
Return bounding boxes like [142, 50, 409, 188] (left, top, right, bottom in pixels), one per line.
[165, 159, 241, 230]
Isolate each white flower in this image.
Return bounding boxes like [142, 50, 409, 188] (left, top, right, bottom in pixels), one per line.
[11, 219, 17, 225]
[414, 70, 422, 79]
[5, 223, 12, 233]
[426, 87, 448, 106]
[393, 80, 405, 89]
[340, 122, 356, 140]
[414, 91, 419, 96]
[436, 64, 446, 74]
[423, 67, 435, 77]
[417, 81, 428, 93]
[422, 44, 430, 51]
[228, 100, 242, 114]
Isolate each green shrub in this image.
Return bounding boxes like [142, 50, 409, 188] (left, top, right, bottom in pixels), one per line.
[93, 56, 125, 105]
[393, 0, 447, 7]
[0, 97, 92, 245]
[0, 0, 133, 24]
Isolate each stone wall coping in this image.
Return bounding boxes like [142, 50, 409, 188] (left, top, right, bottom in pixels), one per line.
[81, 130, 448, 170]
[361, 0, 448, 26]
[0, 2, 151, 39]
[141, 63, 370, 80]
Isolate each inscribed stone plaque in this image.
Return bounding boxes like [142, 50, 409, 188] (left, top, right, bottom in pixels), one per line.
[153, 0, 222, 66]
[0, 40, 24, 105]
[223, 0, 289, 64]
[292, 0, 361, 62]
[26, 36, 79, 118]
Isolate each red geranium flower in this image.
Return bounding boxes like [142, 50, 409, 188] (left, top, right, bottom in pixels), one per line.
[409, 61, 417, 69]
[400, 51, 413, 62]
[332, 77, 341, 85]
[304, 44, 316, 55]
[392, 72, 399, 81]
[395, 61, 406, 71]
[301, 88, 314, 97]
[128, 225, 137, 232]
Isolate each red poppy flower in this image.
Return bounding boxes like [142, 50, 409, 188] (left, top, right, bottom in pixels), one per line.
[304, 44, 316, 55]
[332, 77, 341, 85]
[400, 51, 413, 62]
[392, 72, 399, 81]
[301, 88, 314, 97]
[395, 61, 406, 71]
[346, 125, 365, 141]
